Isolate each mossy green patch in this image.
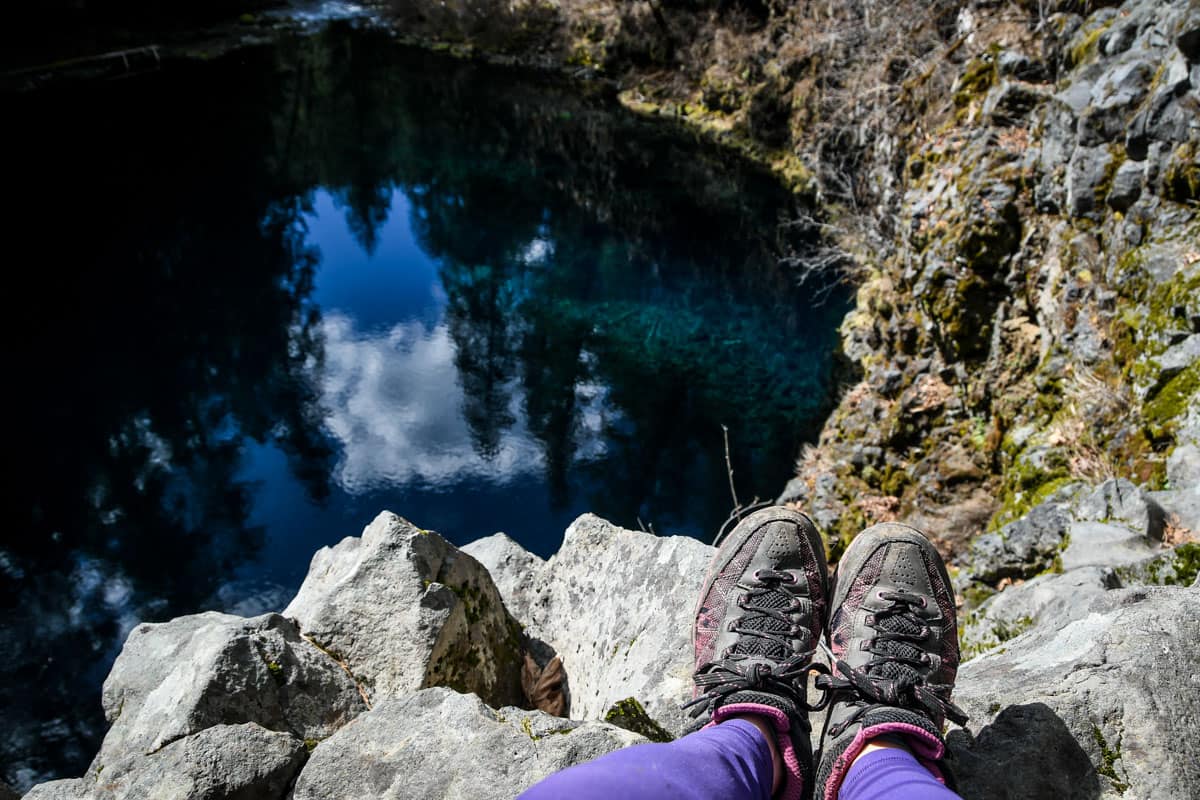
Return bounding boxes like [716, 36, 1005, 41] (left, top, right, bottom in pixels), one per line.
[953, 54, 996, 118]
[1068, 17, 1115, 68]
[1143, 362, 1200, 443]
[603, 697, 674, 743]
[1092, 725, 1129, 794]
[1163, 142, 1200, 203]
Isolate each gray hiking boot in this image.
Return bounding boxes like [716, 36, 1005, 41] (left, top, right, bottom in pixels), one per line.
[813, 522, 967, 800]
[685, 506, 829, 800]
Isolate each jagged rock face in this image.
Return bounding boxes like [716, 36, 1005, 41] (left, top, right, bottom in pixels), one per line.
[284, 511, 525, 708]
[960, 478, 1195, 655]
[466, 515, 714, 736]
[292, 688, 644, 800]
[949, 587, 1200, 799]
[93, 612, 364, 772]
[783, 0, 1200, 552]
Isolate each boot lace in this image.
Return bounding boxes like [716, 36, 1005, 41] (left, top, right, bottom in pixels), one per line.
[684, 569, 827, 719]
[815, 588, 967, 737]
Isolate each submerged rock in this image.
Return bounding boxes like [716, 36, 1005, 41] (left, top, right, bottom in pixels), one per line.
[292, 687, 643, 800]
[285, 511, 525, 709]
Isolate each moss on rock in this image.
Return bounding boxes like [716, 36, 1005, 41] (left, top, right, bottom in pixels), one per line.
[603, 697, 674, 743]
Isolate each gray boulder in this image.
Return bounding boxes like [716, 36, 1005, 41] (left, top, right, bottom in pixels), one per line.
[1105, 159, 1143, 211]
[966, 501, 1073, 583]
[1151, 484, 1200, 533]
[94, 612, 364, 772]
[473, 514, 714, 736]
[948, 587, 1200, 799]
[1066, 145, 1116, 218]
[461, 532, 546, 622]
[292, 688, 643, 800]
[285, 511, 525, 708]
[1077, 57, 1154, 146]
[92, 723, 304, 800]
[1060, 521, 1160, 570]
[21, 781, 91, 800]
[961, 566, 1118, 659]
[983, 81, 1050, 126]
[1115, 543, 1200, 587]
[1073, 479, 1165, 539]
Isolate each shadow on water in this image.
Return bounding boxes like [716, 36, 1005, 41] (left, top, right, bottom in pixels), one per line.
[947, 703, 1103, 800]
[2, 21, 849, 788]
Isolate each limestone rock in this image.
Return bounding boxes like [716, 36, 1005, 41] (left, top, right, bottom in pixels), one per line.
[1115, 543, 1200, 587]
[1078, 57, 1154, 146]
[1066, 145, 1115, 218]
[21, 780, 91, 800]
[94, 612, 364, 772]
[1105, 159, 1143, 211]
[92, 724, 304, 800]
[983, 80, 1050, 126]
[966, 501, 1072, 583]
[292, 688, 643, 800]
[1168, 445, 1200, 491]
[961, 567, 1118, 659]
[1061, 521, 1161, 570]
[461, 532, 546, 624]
[474, 514, 714, 736]
[1157, 334, 1200, 384]
[285, 511, 524, 708]
[1063, 479, 1166, 568]
[948, 587, 1200, 799]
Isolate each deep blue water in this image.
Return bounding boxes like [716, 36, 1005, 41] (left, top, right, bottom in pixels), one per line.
[2, 21, 849, 789]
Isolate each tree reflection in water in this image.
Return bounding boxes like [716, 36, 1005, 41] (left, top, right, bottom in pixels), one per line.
[3, 22, 848, 789]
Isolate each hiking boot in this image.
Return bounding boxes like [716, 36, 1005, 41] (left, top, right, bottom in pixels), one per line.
[685, 506, 829, 800]
[814, 522, 968, 800]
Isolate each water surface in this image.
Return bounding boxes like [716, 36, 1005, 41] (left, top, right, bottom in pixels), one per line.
[2, 22, 849, 788]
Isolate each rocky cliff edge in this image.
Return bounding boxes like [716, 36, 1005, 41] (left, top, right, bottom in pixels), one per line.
[23, 484, 1199, 799]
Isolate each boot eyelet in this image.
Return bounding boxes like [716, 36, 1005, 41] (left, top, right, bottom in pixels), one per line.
[727, 621, 738, 632]
[919, 597, 928, 608]
[859, 638, 874, 650]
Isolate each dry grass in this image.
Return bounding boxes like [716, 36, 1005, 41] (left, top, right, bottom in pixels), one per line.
[1044, 364, 1131, 482]
[1163, 515, 1198, 547]
[857, 494, 900, 523]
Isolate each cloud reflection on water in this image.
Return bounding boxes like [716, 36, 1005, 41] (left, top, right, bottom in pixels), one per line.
[318, 312, 612, 493]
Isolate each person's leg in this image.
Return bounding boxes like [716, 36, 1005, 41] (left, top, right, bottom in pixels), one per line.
[517, 718, 774, 800]
[518, 507, 830, 800]
[836, 740, 961, 800]
[814, 522, 968, 800]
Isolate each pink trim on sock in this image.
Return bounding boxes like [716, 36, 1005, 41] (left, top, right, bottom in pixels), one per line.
[823, 722, 945, 800]
[713, 703, 805, 800]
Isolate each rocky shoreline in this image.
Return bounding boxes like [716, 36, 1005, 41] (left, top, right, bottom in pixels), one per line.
[22, 469, 1198, 799]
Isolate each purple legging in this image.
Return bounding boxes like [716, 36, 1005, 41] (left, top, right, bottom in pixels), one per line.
[517, 720, 961, 800]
